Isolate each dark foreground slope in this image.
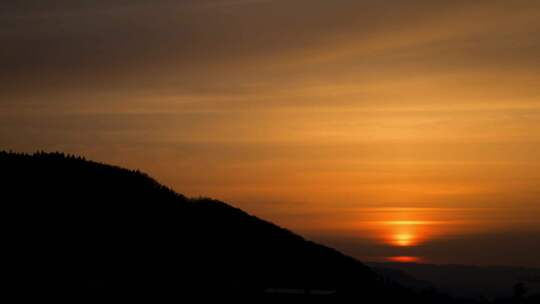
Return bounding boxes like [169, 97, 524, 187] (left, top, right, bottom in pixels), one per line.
[1, 151, 469, 302]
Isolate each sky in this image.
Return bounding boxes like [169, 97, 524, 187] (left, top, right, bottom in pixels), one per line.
[2, 0, 540, 267]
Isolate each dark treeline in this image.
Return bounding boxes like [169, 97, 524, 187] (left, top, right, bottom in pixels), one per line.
[2, 151, 538, 303]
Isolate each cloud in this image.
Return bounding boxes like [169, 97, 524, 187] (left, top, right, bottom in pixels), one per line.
[3, 0, 539, 106]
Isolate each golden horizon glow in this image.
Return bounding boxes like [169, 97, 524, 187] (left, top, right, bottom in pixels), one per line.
[386, 256, 422, 263]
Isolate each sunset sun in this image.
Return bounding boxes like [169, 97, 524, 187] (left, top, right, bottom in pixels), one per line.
[376, 219, 430, 247]
[393, 232, 416, 247]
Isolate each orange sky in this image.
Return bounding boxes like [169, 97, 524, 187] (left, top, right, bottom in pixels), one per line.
[2, 0, 540, 267]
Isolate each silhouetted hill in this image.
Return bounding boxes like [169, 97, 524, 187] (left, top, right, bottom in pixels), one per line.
[368, 262, 540, 300]
[0, 151, 505, 302]
[369, 263, 434, 290]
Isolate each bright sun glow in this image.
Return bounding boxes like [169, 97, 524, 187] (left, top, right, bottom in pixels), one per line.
[368, 218, 439, 247]
[393, 232, 415, 246]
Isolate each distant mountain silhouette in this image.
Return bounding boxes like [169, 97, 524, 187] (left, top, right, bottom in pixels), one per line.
[368, 262, 540, 301]
[2, 151, 534, 303]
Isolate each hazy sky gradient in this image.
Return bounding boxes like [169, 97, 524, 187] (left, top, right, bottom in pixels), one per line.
[2, 0, 540, 267]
